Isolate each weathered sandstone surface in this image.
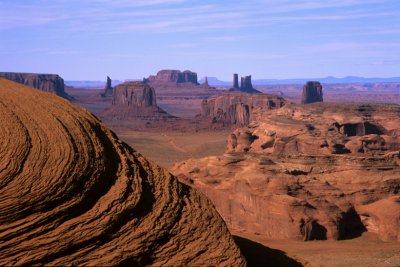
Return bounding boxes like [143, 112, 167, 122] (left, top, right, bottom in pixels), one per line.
[302, 81, 323, 104]
[0, 78, 245, 266]
[0, 72, 69, 99]
[201, 93, 286, 126]
[173, 102, 400, 242]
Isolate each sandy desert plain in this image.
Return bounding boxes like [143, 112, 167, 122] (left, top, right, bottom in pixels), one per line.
[0, 70, 399, 266]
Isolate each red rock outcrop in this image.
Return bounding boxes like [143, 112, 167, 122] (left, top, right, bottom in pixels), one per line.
[301, 81, 323, 104]
[146, 70, 198, 85]
[173, 103, 400, 242]
[201, 93, 286, 127]
[0, 78, 245, 266]
[102, 81, 173, 121]
[0, 72, 69, 99]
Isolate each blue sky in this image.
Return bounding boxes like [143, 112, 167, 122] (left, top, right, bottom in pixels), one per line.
[1, 0, 399, 80]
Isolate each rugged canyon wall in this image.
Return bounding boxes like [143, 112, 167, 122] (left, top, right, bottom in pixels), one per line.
[201, 93, 286, 126]
[0, 78, 245, 266]
[174, 103, 400, 242]
[0, 72, 69, 99]
[301, 81, 323, 104]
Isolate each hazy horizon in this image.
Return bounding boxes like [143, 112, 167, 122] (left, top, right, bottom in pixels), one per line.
[1, 0, 399, 80]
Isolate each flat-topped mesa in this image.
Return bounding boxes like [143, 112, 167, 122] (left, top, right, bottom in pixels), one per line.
[146, 70, 199, 85]
[0, 72, 69, 99]
[229, 74, 261, 94]
[112, 81, 157, 108]
[201, 93, 286, 126]
[104, 81, 172, 119]
[302, 81, 323, 104]
[100, 76, 113, 97]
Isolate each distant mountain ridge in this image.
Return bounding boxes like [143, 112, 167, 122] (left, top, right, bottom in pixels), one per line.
[199, 76, 400, 86]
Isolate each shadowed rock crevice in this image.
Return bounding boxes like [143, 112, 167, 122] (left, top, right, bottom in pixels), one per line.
[233, 236, 303, 267]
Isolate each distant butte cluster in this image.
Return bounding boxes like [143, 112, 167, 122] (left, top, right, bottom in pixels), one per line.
[229, 73, 261, 94]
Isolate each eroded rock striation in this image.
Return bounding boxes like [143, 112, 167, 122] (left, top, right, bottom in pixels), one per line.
[201, 93, 286, 126]
[302, 81, 323, 104]
[0, 72, 69, 99]
[0, 78, 245, 266]
[174, 103, 400, 242]
[146, 70, 199, 85]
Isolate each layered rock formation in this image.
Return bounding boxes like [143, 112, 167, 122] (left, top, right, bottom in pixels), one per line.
[0, 78, 245, 266]
[146, 70, 198, 85]
[100, 76, 113, 97]
[0, 72, 69, 99]
[302, 81, 323, 104]
[173, 103, 400, 241]
[201, 93, 286, 126]
[102, 81, 173, 121]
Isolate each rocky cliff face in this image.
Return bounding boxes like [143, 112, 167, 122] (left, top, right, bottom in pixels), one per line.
[201, 93, 286, 126]
[100, 76, 113, 97]
[146, 70, 198, 84]
[0, 72, 69, 99]
[173, 103, 400, 242]
[0, 78, 245, 266]
[112, 81, 157, 107]
[302, 81, 323, 104]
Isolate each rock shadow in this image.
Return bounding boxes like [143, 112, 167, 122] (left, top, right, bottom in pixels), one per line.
[233, 235, 303, 267]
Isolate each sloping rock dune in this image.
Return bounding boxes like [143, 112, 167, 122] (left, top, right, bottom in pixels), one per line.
[0, 78, 245, 266]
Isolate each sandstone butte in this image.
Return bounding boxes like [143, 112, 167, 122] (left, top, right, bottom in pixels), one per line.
[173, 102, 400, 242]
[0, 72, 70, 99]
[0, 78, 245, 266]
[201, 93, 286, 127]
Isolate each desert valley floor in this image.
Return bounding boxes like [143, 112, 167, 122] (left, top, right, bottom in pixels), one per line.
[65, 81, 400, 267]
